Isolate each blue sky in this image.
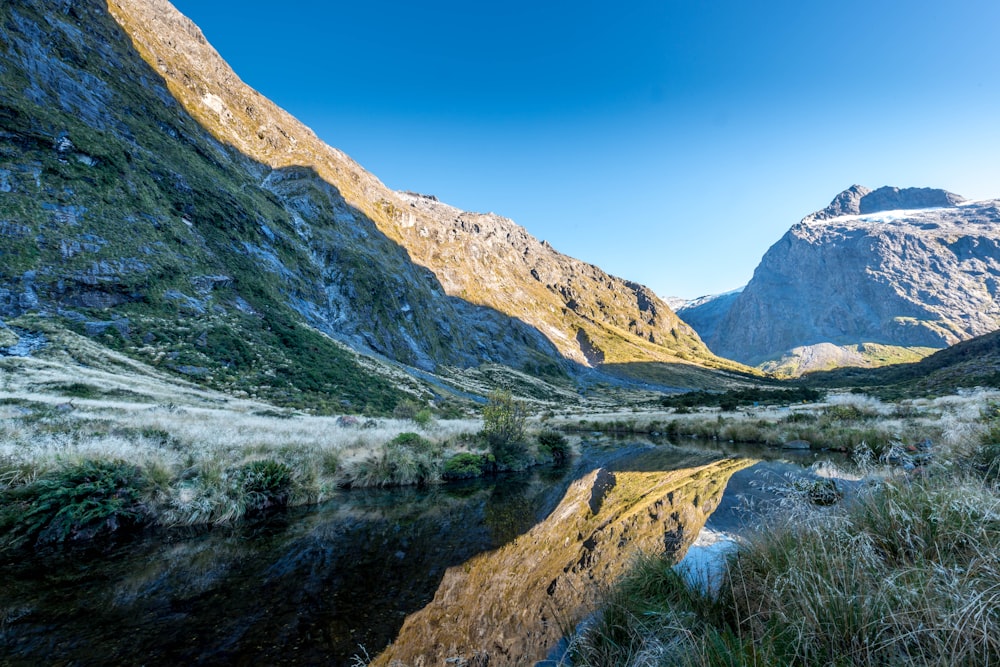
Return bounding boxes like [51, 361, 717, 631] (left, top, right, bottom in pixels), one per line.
[171, 0, 1000, 299]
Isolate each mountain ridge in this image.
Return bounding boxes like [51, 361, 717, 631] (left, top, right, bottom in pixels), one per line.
[0, 0, 747, 414]
[685, 185, 1000, 373]
[106, 0, 725, 371]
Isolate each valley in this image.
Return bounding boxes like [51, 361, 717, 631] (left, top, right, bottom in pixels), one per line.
[2, 0, 1000, 665]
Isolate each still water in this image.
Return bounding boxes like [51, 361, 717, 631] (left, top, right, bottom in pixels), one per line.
[0, 441, 848, 666]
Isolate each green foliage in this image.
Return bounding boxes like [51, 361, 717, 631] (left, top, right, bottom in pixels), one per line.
[780, 411, 818, 424]
[235, 459, 293, 513]
[442, 453, 491, 480]
[822, 403, 878, 421]
[413, 408, 434, 427]
[481, 390, 529, 470]
[46, 382, 98, 399]
[0, 460, 149, 550]
[537, 430, 571, 465]
[389, 432, 438, 456]
[392, 399, 420, 420]
[349, 442, 440, 488]
[662, 386, 824, 410]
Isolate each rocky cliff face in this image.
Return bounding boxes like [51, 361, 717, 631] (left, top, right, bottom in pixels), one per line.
[104, 0, 720, 371]
[705, 186, 1000, 367]
[675, 289, 742, 348]
[0, 0, 735, 410]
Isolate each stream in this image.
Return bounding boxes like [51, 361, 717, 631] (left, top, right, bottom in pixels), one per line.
[0, 440, 853, 666]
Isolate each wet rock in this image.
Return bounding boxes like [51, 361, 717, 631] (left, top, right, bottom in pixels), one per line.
[782, 439, 812, 450]
[803, 478, 842, 506]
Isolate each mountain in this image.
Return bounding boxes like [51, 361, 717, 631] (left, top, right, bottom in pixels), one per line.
[674, 289, 743, 348]
[0, 0, 744, 412]
[690, 185, 1000, 374]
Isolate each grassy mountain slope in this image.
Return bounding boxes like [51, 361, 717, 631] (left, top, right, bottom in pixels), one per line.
[0, 0, 751, 418]
[803, 329, 1000, 397]
[107, 0, 744, 375]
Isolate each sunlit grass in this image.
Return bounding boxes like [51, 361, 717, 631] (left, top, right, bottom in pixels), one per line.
[571, 391, 1000, 666]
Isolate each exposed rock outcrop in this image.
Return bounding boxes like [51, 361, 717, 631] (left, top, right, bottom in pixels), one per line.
[704, 186, 1000, 366]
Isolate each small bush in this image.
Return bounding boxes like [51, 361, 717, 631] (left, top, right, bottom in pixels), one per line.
[235, 459, 293, 513]
[822, 403, 878, 421]
[482, 390, 529, 470]
[442, 453, 490, 480]
[390, 431, 435, 454]
[781, 411, 818, 424]
[537, 430, 571, 465]
[0, 459, 150, 549]
[413, 409, 434, 427]
[350, 443, 440, 487]
[392, 399, 419, 420]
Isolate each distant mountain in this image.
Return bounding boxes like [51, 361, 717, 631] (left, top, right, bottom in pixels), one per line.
[674, 289, 743, 348]
[0, 0, 743, 411]
[687, 186, 1000, 374]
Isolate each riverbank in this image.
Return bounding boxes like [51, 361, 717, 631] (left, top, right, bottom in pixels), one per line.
[569, 391, 1000, 666]
[3, 382, 996, 549]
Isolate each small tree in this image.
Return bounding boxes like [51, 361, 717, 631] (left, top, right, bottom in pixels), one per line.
[482, 389, 527, 469]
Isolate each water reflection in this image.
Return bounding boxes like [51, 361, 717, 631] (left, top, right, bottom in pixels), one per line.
[373, 455, 755, 666]
[0, 445, 776, 665]
[0, 482, 566, 665]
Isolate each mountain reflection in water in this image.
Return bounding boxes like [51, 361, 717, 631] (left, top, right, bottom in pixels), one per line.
[0, 446, 762, 666]
[374, 455, 755, 666]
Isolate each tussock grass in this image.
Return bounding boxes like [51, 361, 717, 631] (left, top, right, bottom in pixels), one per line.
[573, 448, 1000, 666]
[0, 459, 150, 549]
[0, 368, 483, 531]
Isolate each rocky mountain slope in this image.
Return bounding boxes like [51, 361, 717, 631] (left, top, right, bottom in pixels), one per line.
[692, 186, 1000, 372]
[0, 0, 743, 412]
[675, 289, 742, 349]
[106, 0, 730, 371]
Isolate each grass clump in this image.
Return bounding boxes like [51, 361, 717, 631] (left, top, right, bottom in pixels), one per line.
[389, 432, 438, 455]
[0, 459, 150, 550]
[235, 459, 293, 513]
[574, 475, 1000, 666]
[347, 441, 440, 488]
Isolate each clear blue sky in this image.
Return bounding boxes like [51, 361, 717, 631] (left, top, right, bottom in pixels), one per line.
[171, 0, 1000, 300]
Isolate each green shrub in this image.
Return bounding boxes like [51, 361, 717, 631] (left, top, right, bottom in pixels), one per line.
[389, 432, 434, 453]
[822, 403, 878, 421]
[350, 443, 440, 487]
[781, 411, 818, 424]
[0, 459, 150, 549]
[442, 453, 490, 480]
[392, 399, 419, 420]
[413, 408, 434, 427]
[482, 390, 529, 470]
[537, 430, 571, 465]
[235, 459, 293, 513]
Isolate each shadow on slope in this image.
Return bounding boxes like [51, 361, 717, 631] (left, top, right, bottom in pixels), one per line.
[798, 330, 1000, 397]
